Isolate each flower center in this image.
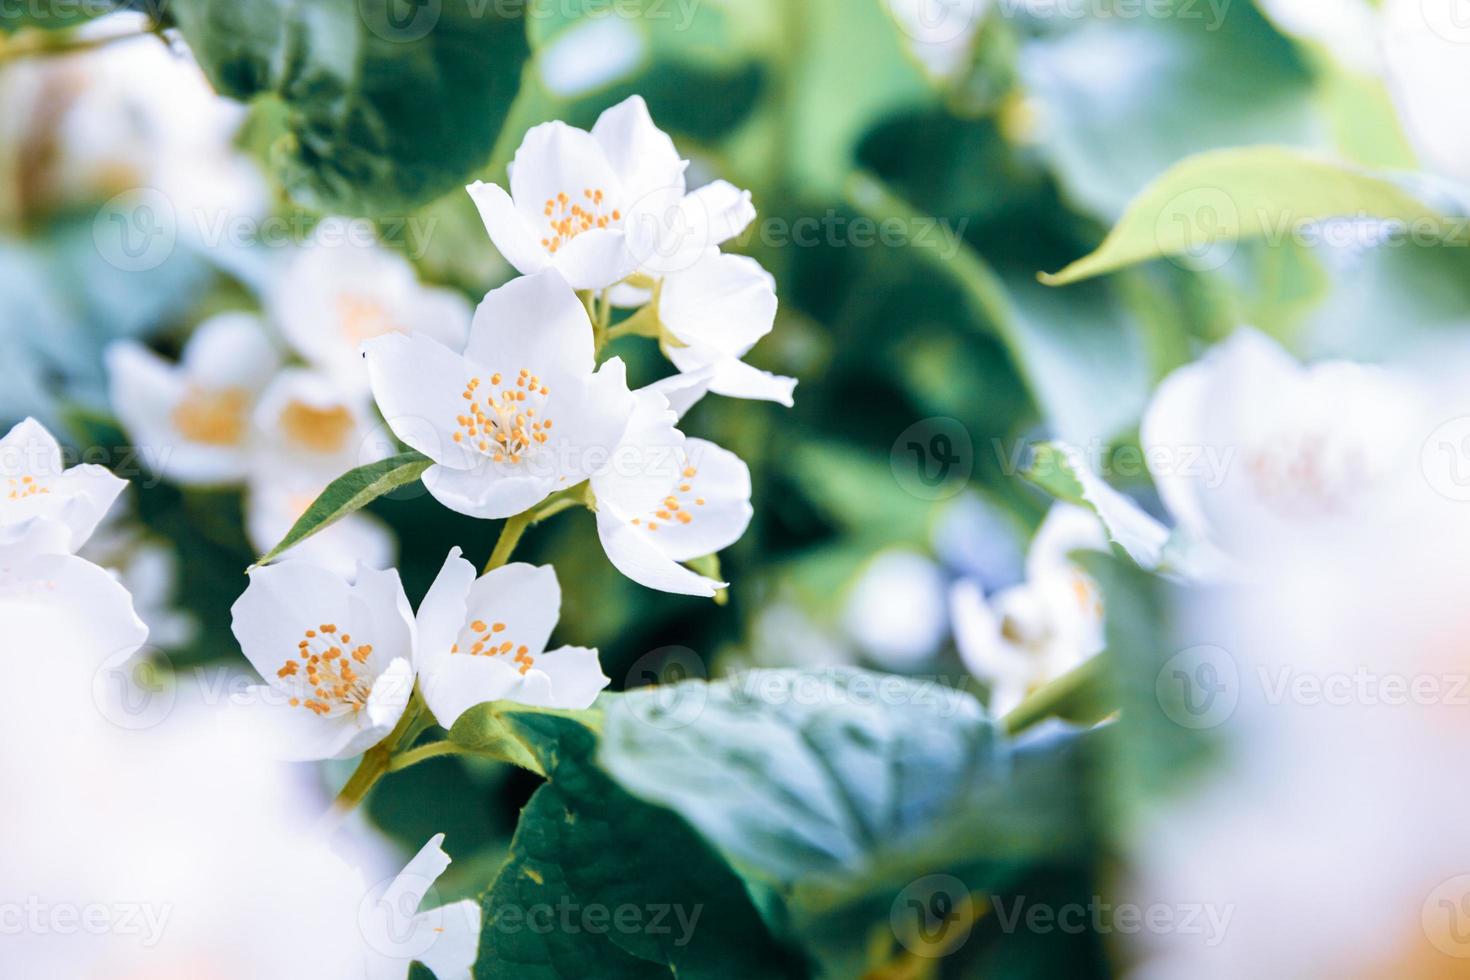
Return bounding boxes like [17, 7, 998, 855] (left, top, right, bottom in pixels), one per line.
[5, 475, 50, 500]
[451, 618, 537, 675]
[275, 623, 377, 716]
[337, 294, 400, 346]
[454, 368, 553, 464]
[1245, 430, 1369, 519]
[630, 463, 706, 533]
[541, 189, 622, 255]
[172, 385, 250, 446]
[280, 400, 356, 454]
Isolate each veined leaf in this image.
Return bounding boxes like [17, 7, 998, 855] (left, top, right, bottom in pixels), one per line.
[445, 700, 604, 776]
[1042, 147, 1451, 286]
[1022, 441, 1169, 570]
[253, 451, 430, 567]
[166, 0, 530, 214]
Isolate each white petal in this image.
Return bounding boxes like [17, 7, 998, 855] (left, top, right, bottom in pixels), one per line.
[408, 286, 475, 355]
[644, 368, 714, 420]
[0, 418, 127, 552]
[591, 95, 687, 205]
[1025, 503, 1110, 580]
[508, 120, 626, 233]
[411, 899, 482, 980]
[551, 226, 636, 291]
[659, 251, 776, 356]
[415, 547, 477, 666]
[462, 268, 594, 382]
[181, 311, 281, 392]
[364, 657, 415, 733]
[0, 418, 63, 474]
[590, 387, 684, 516]
[419, 653, 525, 729]
[595, 503, 723, 597]
[423, 461, 557, 520]
[231, 560, 354, 686]
[467, 180, 553, 279]
[364, 332, 481, 469]
[682, 179, 756, 247]
[667, 344, 798, 407]
[514, 646, 609, 710]
[235, 686, 363, 762]
[466, 562, 561, 657]
[546, 357, 637, 485]
[350, 563, 417, 671]
[645, 438, 752, 563]
[384, 834, 453, 927]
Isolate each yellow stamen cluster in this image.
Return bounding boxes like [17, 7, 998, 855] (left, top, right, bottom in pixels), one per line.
[276, 623, 376, 716]
[451, 618, 536, 675]
[280, 400, 356, 454]
[454, 369, 553, 464]
[337, 294, 399, 345]
[631, 464, 706, 533]
[172, 386, 250, 446]
[5, 475, 50, 500]
[541, 189, 622, 255]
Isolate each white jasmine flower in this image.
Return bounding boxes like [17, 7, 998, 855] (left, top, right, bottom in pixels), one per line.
[230, 560, 417, 761]
[366, 268, 635, 520]
[841, 549, 950, 670]
[107, 312, 282, 486]
[1382, 0, 1470, 186]
[245, 474, 397, 579]
[657, 250, 797, 406]
[590, 387, 753, 597]
[415, 548, 609, 727]
[0, 417, 127, 555]
[468, 95, 754, 289]
[79, 500, 198, 650]
[252, 367, 390, 478]
[951, 504, 1108, 716]
[1141, 327, 1419, 556]
[271, 224, 473, 394]
[363, 833, 481, 980]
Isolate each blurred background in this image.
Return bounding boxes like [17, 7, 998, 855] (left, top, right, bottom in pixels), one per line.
[4, 0, 1467, 975]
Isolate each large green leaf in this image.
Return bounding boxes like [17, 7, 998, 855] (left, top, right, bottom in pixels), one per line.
[167, 0, 530, 214]
[1042, 147, 1452, 285]
[253, 451, 431, 567]
[446, 701, 603, 776]
[474, 711, 810, 979]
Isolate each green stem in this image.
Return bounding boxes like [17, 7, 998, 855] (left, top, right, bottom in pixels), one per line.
[1002, 655, 1110, 736]
[324, 691, 427, 823]
[484, 510, 534, 574]
[388, 740, 468, 773]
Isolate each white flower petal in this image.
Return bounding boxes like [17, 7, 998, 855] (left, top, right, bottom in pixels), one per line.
[590, 387, 684, 516]
[231, 561, 354, 685]
[365, 331, 482, 469]
[659, 251, 777, 355]
[464, 562, 561, 659]
[550, 225, 636, 290]
[364, 657, 415, 733]
[411, 899, 482, 980]
[645, 368, 715, 420]
[646, 438, 753, 563]
[514, 646, 609, 710]
[350, 563, 417, 670]
[237, 685, 363, 762]
[415, 547, 477, 667]
[667, 344, 798, 406]
[0, 418, 127, 553]
[467, 180, 554, 278]
[591, 95, 686, 205]
[547, 356, 637, 485]
[383, 834, 452, 928]
[462, 268, 594, 382]
[682, 179, 757, 247]
[595, 503, 724, 597]
[180, 311, 281, 392]
[419, 653, 525, 730]
[508, 120, 626, 238]
[423, 462, 557, 520]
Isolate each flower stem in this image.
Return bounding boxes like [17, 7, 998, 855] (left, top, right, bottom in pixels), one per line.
[322, 691, 428, 827]
[387, 740, 467, 773]
[1001, 654, 1110, 736]
[484, 510, 534, 574]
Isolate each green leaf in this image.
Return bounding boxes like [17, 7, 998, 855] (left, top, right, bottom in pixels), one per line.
[1041, 147, 1450, 286]
[445, 701, 603, 776]
[474, 711, 811, 979]
[166, 0, 530, 214]
[253, 451, 431, 567]
[1023, 442, 1169, 570]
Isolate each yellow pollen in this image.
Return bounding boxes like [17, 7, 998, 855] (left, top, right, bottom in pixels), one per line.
[280, 400, 356, 454]
[172, 386, 250, 446]
[336, 294, 400, 345]
[278, 626, 375, 718]
[541, 188, 619, 254]
[5, 475, 51, 500]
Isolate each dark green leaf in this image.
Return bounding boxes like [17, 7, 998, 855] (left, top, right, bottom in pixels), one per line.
[254, 451, 431, 567]
[167, 0, 531, 214]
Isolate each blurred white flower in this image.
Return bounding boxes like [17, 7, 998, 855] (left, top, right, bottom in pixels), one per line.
[245, 475, 397, 579]
[107, 312, 282, 486]
[415, 549, 609, 728]
[886, 0, 990, 82]
[469, 95, 754, 289]
[366, 269, 634, 520]
[271, 224, 473, 395]
[252, 367, 390, 478]
[1141, 327, 1420, 557]
[841, 549, 950, 671]
[1255, 0, 1382, 74]
[1382, 0, 1470, 186]
[0, 417, 126, 554]
[657, 250, 797, 407]
[590, 386, 753, 597]
[80, 501, 198, 651]
[230, 560, 417, 761]
[363, 834, 481, 980]
[951, 504, 1108, 715]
